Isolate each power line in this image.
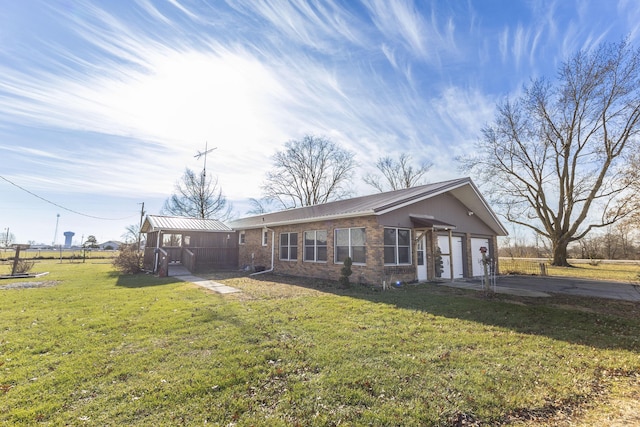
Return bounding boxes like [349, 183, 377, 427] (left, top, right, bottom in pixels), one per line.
[0, 174, 137, 221]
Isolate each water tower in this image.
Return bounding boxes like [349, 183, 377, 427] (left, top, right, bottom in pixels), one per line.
[63, 231, 75, 248]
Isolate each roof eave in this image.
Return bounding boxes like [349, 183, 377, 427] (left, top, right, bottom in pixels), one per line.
[230, 210, 376, 230]
[374, 178, 470, 215]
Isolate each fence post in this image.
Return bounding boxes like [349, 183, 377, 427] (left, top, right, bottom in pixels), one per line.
[539, 263, 547, 276]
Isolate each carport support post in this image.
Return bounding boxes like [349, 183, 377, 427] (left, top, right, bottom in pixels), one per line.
[448, 230, 454, 281]
[480, 246, 491, 295]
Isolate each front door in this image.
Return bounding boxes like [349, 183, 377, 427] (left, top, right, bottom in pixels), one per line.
[437, 234, 464, 279]
[416, 235, 427, 282]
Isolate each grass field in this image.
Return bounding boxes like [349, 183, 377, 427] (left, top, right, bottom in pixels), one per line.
[0, 249, 117, 263]
[500, 258, 640, 283]
[1, 261, 639, 426]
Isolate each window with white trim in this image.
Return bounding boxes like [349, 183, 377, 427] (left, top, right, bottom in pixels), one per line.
[304, 230, 327, 262]
[279, 232, 298, 261]
[334, 227, 366, 264]
[239, 231, 245, 245]
[262, 230, 268, 246]
[384, 228, 411, 265]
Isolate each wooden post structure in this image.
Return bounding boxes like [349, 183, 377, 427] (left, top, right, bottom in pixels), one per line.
[11, 244, 30, 276]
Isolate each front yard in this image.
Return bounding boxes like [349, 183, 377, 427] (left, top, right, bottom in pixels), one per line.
[0, 261, 638, 425]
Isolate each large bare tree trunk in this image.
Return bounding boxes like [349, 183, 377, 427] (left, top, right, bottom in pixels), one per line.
[551, 239, 570, 266]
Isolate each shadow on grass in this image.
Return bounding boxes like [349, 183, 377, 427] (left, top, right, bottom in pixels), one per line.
[248, 273, 640, 352]
[112, 271, 182, 288]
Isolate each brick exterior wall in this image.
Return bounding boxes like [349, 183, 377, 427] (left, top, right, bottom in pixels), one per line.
[237, 218, 496, 286]
[238, 216, 426, 285]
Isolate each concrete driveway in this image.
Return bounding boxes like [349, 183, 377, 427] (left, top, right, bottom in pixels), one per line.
[454, 275, 640, 302]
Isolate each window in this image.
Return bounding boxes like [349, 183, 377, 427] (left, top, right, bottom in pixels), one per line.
[304, 230, 327, 262]
[334, 228, 366, 264]
[280, 232, 298, 261]
[239, 231, 245, 245]
[183, 235, 191, 246]
[417, 237, 425, 266]
[384, 228, 411, 265]
[262, 230, 269, 246]
[162, 233, 182, 247]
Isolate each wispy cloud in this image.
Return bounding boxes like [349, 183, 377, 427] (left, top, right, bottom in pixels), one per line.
[1, 0, 638, 244]
[363, 0, 457, 67]
[224, 0, 365, 52]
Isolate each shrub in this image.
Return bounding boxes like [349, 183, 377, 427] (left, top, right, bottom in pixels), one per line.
[339, 256, 352, 288]
[113, 244, 143, 274]
[434, 247, 443, 277]
[13, 259, 35, 275]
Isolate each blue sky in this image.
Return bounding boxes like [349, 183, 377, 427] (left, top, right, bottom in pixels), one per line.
[1, 0, 639, 245]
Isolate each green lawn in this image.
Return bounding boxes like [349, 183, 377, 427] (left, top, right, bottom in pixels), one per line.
[1, 261, 638, 426]
[500, 258, 640, 283]
[0, 249, 116, 263]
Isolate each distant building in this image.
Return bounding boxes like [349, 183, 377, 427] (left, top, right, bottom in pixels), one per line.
[98, 241, 123, 250]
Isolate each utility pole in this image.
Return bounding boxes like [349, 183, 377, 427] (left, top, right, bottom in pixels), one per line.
[52, 214, 60, 247]
[3, 227, 8, 252]
[138, 202, 145, 250]
[194, 142, 217, 178]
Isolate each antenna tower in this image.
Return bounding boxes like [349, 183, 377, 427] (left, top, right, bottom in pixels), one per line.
[194, 142, 217, 178]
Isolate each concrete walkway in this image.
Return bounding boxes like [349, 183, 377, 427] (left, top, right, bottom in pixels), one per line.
[439, 275, 640, 302]
[168, 265, 240, 294]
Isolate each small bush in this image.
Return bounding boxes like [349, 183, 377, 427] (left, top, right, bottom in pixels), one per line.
[339, 257, 353, 288]
[113, 245, 143, 274]
[13, 259, 35, 275]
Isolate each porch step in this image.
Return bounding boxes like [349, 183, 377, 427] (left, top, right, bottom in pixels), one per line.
[168, 265, 191, 277]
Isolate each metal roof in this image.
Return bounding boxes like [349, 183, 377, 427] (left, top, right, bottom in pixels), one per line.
[141, 215, 232, 233]
[227, 177, 507, 236]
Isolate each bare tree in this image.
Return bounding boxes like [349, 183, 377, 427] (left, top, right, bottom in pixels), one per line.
[623, 151, 640, 225]
[162, 168, 232, 220]
[2, 229, 15, 248]
[121, 223, 145, 248]
[364, 153, 432, 192]
[245, 197, 277, 215]
[262, 135, 356, 209]
[608, 219, 638, 259]
[460, 39, 640, 266]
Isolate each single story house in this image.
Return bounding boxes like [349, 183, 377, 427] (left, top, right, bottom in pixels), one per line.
[141, 215, 238, 275]
[227, 177, 507, 285]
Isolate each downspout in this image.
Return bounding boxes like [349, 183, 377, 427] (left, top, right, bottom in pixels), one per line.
[448, 229, 454, 281]
[154, 229, 161, 273]
[250, 228, 275, 276]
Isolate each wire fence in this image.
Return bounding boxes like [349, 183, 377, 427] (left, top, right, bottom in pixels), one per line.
[0, 249, 118, 262]
[499, 258, 550, 276]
